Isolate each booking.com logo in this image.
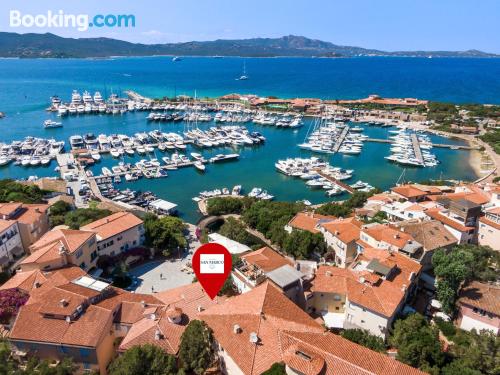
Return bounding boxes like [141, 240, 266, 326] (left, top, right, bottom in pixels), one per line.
[9, 10, 135, 31]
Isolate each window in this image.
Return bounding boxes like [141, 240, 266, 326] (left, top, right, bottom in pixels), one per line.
[79, 348, 90, 358]
[75, 249, 83, 259]
[88, 237, 95, 246]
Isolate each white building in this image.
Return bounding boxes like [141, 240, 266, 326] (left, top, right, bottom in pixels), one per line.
[0, 220, 24, 271]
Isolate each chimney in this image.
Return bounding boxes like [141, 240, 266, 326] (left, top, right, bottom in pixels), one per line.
[149, 313, 156, 320]
[60, 299, 68, 307]
[394, 234, 400, 239]
[359, 276, 365, 284]
[34, 282, 41, 288]
[197, 305, 204, 312]
[233, 324, 241, 334]
[249, 332, 259, 344]
[335, 230, 340, 236]
[154, 329, 162, 340]
[35, 208, 41, 213]
[325, 271, 332, 277]
[401, 284, 407, 293]
[141, 300, 147, 308]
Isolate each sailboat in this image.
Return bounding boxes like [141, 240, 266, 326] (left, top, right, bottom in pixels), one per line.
[236, 61, 249, 80]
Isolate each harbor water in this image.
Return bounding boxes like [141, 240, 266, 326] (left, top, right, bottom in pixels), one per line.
[0, 57, 492, 223]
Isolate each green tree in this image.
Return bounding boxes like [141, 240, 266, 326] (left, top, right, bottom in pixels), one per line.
[432, 245, 499, 314]
[48, 200, 72, 227]
[389, 313, 445, 373]
[261, 362, 286, 375]
[0, 179, 46, 203]
[0, 339, 77, 375]
[282, 230, 326, 259]
[340, 329, 386, 353]
[64, 208, 111, 229]
[178, 320, 215, 374]
[316, 191, 372, 217]
[108, 344, 178, 375]
[206, 197, 253, 216]
[143, 214, 187, 256]
[218, 217, 261, 248]
[447, 329, 500, 375]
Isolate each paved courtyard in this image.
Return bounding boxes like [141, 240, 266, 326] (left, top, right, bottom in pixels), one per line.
[129, 222, 202, 294]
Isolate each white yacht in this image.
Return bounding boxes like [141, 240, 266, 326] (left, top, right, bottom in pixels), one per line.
[71, 90, 82, 105]
[57, 104, 68, 116]
[69, 135, 84, 149]
[44, 120, 62, 129]
[93, 91, 104, 103]
[82, 91, 93, 104]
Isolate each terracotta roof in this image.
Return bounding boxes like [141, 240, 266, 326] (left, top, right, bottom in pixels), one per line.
[0, 270, 46, 293]
[201, 281, 424, 375]
[81, 212, 143, 241]
[200, 282, 324, 375]
[155, 282, 225, 318]
[320, 218, 362, 244]
[10, 302, 113, 347]
[8, 204, 49, 225]
[479, 216, 500, 230]
[425, 209, 475, 232]
[280, 331, 426, 375]
[119, 306, 186, 354]
[29, 228, 95, 254]
[396, 220, 457, 251]
[287, 212, 336, 233]
[459, 281, 500, 314]
[367, 193, 396, 204]
[391, 185, 427, 199]
[119, 282, 225, 355]
[0, 203, 22, 217]
[0, 219, 16, 233]
[240, 247, 292, 273]
[362, 224, 417, 249]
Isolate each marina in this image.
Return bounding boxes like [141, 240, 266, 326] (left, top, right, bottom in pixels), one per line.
[0, 58, 485, 223]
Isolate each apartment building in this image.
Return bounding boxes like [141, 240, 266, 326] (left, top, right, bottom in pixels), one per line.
[199, 281, 425, 375]
[0, 202, 50, 252]
[0, 219, 23, 271]
[478, 207, 500, 250]
[319, 218, 362, 268]
[307, 248, 421, 338]
[20, 228, 98, 272]
[284, 211, 336, 234]
[80, 212, 145, 257]
[457, 281, 500, 334]
[231, 247, 305, 305]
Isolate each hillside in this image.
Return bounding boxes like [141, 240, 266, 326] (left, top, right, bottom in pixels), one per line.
[0, 32, 496, 58]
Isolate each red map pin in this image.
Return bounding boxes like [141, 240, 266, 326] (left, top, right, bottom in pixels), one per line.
[192, 243, 232, 300]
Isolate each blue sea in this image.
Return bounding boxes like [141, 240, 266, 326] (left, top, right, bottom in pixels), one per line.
[0, 57, 497, 222]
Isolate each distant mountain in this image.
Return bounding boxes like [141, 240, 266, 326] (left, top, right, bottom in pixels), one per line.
[0, 32, 497, 58]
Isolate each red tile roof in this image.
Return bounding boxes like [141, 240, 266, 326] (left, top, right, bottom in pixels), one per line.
[425, 209, 475, 232]
[240, 247, 292, 273]
[320, 218, 362, 244]
[287, 212, 336, 233]
[81, 212, 143, 241]
[391, 185, 427, 199]
[311, 248, 421, 318]
[459, 281, 500, 314]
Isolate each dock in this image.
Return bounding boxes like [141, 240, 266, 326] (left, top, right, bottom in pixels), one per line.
[333, 126, 350, 153]
[364, 138, 478, 150]
[410, 133, 424, 164]
[314, 169, 355, 194]
[125, 90, 153, 104]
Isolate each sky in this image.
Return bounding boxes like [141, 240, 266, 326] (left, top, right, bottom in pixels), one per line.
[1, 0, 499, 53]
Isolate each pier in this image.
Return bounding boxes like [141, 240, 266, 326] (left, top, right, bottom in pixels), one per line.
[333, 126, 350, 153]
[314, 169, 355, 194]
[364, 138, 478, 150]
[410, 133, 424, 164]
